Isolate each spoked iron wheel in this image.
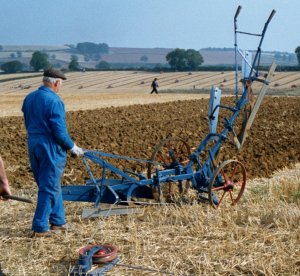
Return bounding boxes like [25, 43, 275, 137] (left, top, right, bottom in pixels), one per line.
[208, 160, 246, 209]
[147, 137, 191, 203]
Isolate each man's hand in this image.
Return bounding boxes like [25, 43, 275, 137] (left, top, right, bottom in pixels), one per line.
[0, 156, 11, 199]
[70, 144, 84, 156]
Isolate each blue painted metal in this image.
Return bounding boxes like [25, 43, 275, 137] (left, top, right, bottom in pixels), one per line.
[70, 245, 120, 276]
[62, 6, 276, 209]
[234, 6, 276, 101]
[70, 246, 102, 275]
[241, 51, 252, 80]
[208, 86, 221, 134]
[234, 5, 242, 101]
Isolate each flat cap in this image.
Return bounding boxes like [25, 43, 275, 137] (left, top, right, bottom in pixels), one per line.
[43, 68, 67, 80]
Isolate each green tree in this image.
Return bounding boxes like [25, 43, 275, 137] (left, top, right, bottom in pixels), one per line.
[68, 56, 80, 71]
[166, 48, 187, 71]
[93, 53, 101, 61]
[96, 61, 111, 70]
[1, 60, 23, 73]
[166, 48, 203, 71]
[17, 51, 22, 58]
[30, 51, 49, 71]
[153, 63, 164, 72]
[10, 53, 16, 59]
[76, 42, 109, 56]
[71, 55, 78, 61]
[186, 49, 204, 70]
[295, 46, 300, 65]
[140, 55, 148, 62]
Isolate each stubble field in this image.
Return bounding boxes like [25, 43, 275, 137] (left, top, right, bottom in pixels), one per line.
[0, 71, 299, 275]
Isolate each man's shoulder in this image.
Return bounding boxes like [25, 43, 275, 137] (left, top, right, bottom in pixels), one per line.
[25, 86, 61, 104]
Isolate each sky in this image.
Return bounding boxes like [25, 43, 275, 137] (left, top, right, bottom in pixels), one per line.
[0, 0, 298, 53]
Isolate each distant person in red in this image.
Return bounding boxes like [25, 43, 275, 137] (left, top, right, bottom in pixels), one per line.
[150, 78, 159, 94]
[0, 155, 11, 199]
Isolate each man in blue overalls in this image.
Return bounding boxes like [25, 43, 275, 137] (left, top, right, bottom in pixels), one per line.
[22, 68, 84, 237]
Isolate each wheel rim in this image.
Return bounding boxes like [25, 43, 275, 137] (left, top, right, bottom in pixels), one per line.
[147, 137, 191, 177]
[208, 160, 246, 208]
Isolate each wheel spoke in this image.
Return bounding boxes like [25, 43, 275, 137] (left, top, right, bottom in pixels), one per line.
[175, 144, 184, 159]
[217, 191, 227, 207]
[167, 141, 172, 163]
[156, 152, 167, 165]
[208, 160, 246, 208]
[211, 185, 226, 191]
[229, 190, 234, 204]
[220, 169, 228, 183]
[147, 137, 191, 202]
[230, 163, 239, 179]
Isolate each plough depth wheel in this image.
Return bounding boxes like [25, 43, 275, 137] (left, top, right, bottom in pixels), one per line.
[208, 160, 246, 208]
[148, 137, 191, 202]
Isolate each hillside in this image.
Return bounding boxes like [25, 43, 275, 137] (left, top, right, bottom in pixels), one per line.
[0, 45, 298, 69]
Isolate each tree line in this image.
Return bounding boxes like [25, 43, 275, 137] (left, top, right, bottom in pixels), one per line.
[1, 43, 300, 74]
[295, 47, 300, 65]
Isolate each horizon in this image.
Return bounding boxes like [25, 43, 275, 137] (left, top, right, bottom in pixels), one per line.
[0, 44, 296, 55]
[0, 0, 299, 53]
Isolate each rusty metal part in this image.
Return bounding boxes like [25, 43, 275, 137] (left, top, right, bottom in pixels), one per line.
[208, 159, 246, 209]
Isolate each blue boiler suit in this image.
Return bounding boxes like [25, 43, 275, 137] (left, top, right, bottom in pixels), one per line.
[22, 86, 74, 232]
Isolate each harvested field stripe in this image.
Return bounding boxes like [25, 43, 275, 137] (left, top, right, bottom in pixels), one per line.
[175, 72, 233, 88]
[271, 75, 300, 87]
[67, 71, 132, 89]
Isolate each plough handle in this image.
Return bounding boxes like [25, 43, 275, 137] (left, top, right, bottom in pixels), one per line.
[234, 5, 242, 19]
[267, 9, 276, 23]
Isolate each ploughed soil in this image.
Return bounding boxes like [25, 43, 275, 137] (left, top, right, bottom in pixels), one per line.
[0, 96, 299, 191]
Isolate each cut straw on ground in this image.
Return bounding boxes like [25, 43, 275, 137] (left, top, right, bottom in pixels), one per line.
[0, 164, 299, 275]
